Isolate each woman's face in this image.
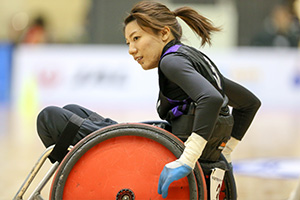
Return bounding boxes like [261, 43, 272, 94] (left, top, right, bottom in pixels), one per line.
[125, 20, 171, 70]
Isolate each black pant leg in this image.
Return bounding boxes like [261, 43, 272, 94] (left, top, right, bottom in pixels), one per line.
[63, 104, 117, 125]
[37, 106, 75, 147]
[62, 104, 94, 118]
[37, 105, 118, 148]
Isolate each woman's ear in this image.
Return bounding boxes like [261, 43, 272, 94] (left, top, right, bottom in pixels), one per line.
[161, 26, 172, 42]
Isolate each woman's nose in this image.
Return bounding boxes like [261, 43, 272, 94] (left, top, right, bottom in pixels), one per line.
[128, 45, 137, 55]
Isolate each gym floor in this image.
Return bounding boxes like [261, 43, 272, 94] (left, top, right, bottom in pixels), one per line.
[1, 107, 299, 200]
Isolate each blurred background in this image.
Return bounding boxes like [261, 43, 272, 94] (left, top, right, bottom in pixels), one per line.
[0, 0, 300, 199]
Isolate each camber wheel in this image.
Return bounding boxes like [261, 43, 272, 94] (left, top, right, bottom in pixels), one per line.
[50, 123, 207, 200]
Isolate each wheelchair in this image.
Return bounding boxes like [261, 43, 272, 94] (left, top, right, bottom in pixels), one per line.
[14, 121, 237, 200]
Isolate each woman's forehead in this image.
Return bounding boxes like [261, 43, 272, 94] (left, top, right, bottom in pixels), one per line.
[125, 21, 141, 37]
[125, 20, 154, 39]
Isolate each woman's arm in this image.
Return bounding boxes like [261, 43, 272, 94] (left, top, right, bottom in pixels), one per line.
[223, 77, 261, 140]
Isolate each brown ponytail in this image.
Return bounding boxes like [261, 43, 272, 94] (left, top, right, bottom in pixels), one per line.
[124, 1, 221, 46]
[173, 7, 221, 46]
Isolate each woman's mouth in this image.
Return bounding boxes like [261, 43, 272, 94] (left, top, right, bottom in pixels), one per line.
[135, 56, 143, 64]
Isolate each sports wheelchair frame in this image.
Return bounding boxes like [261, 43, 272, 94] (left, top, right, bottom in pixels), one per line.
[14, 122, 236, 200]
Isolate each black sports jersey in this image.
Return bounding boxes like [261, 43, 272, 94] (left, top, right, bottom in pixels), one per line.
[157, 40, 261, 141]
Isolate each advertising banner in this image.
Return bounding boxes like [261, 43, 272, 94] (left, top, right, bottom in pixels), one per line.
[11, 45, 300, 122]
[11, 45, 159, 121]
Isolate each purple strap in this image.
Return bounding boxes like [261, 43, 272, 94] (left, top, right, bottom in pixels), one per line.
[168, 98, 191, 118]
[161, 44, 182, 58]
[171, 106, 184, 118]
[161, 43, 187, 118]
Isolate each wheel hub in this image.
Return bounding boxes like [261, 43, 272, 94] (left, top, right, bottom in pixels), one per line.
[116, 188, 135, 200]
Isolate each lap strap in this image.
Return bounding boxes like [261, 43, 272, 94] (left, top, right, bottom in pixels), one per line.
[49, 114, 84, 163]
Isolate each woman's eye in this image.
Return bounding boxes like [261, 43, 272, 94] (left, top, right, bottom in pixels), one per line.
[133, 36, 139, 41]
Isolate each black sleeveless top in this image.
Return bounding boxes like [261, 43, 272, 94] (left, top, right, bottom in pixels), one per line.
[157, 40, 227, 140]
[156, 40, 261, 141]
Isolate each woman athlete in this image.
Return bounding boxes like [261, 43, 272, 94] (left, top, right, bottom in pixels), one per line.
[123, 1, 261, 198]
[36, 1, 260, 198]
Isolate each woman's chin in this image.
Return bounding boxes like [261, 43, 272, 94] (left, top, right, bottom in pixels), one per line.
[142, 64, 157, 70]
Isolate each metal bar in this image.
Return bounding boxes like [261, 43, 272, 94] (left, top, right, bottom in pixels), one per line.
[13, 145, 55, 200]
[13, 145, 73, 200]
[28, 162, 59, 200]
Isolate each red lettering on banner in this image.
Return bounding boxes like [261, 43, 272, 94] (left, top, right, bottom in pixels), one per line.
[37, 69, 60, 88]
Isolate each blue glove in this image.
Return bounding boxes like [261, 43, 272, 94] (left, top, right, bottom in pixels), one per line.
[158, 160, 192, 198]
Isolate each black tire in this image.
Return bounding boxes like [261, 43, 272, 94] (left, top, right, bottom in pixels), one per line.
[219, 154, 237, 200]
